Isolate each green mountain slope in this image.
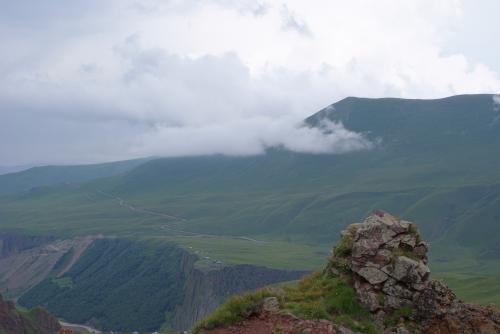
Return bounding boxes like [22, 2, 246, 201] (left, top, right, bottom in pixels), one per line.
[0, 158, 151, 196]
[1, 94, 500, 303]
[19, 239, 187, 332]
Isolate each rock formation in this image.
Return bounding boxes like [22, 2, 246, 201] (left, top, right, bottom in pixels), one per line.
[0, 293, 61, 334]
[327, 210, 500, 333]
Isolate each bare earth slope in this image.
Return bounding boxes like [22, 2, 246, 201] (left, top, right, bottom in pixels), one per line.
[0, 233, 97, 298]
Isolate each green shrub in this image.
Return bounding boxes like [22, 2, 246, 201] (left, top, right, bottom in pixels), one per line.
[408, 224, 421, 243]
[335, 315, 380, 334]
[327, 257, 351, 274]
[384, 305, 414, 327]
[334, 235, 353, 257]
[391, 247, 420, 263]
[285, 300, 330, 320]
[282, 272, 379, 334]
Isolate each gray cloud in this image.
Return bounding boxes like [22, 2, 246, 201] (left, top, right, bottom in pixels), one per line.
[0, 32, 372, 165]
[1, 1, 500, 166]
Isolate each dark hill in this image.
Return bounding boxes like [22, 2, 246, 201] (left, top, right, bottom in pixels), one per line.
[0, 157, 151, 196]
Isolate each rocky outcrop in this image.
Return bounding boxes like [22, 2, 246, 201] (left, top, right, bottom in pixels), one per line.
[0, 293, 61, 334]
[0, 233, 97, 298]
[198, 210, 500, 334]
[327, 210, 500, 333]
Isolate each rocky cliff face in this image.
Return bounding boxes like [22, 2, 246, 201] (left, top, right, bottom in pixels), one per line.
[0, 293, 61, 334]
[0, 233, 96, 298]
[172, 255, 306, 330]
[13, 237, 305, 332]
[197, 210, 500, 334]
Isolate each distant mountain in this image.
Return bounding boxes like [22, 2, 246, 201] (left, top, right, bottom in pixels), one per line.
[71, 94, 500, 249]
[0, 165, 35, 176]
[0, 157, 151, 196]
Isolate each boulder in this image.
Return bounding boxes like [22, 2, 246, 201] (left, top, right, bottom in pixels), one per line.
[330, 210, 500, 333]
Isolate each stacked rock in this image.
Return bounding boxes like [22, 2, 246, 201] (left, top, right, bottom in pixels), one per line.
[329, 210, 430, 316]
[328, 210, 500, 333]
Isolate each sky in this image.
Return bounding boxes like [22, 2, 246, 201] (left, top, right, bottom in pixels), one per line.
[1, 0, 500, 166]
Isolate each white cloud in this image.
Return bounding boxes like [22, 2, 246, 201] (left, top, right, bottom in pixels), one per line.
[133, 118, 372, 158]
[280, 5, 312, 37]
[1, 0, 500, 165]
[493, 95, 500, 107]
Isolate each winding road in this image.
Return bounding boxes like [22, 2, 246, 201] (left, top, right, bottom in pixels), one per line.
[60, 321, 101, 334]
[96, 190, 267, 243]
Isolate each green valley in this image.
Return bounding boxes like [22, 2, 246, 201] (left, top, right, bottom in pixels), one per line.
[1, 94, 500, 330]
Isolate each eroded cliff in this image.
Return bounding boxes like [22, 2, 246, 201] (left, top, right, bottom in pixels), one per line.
[0, 233, 96, 298]
[13, 237, 305, 332]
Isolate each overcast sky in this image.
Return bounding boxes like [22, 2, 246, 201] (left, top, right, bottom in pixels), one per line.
[1, 0, 500, 166]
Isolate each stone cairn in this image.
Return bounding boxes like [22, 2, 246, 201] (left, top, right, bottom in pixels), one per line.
[326, 210, 500, 333]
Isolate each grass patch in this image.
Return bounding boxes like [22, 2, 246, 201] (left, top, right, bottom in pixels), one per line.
[192, 290, 275, 333]
[326, 257, 351, 275]
[193, 272, 380, 334]
[19, 306, 48, 324]
[384, 305, 414, 327]
[391, 247, 421, 263]
[408, 224, 421, 243]
[162, 236, 327, 271]
[333, 224, 359, 258]
[52, 277, 73, 288]
[282, 272, 379, 334]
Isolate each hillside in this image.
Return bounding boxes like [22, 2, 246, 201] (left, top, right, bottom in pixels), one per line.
[1, 95, 499, 249]
[0, 94, 500, 326]
[194, 211, 500, 334]
[0, 157, 150, 196]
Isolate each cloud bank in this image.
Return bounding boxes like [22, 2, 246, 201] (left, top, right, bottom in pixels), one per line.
[1, 0, 500, 165]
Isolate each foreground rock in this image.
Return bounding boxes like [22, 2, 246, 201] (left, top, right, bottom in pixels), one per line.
[0, 293, 61, 334]
[328, 210, 500, 333]
[204, 311, 337, 334]
[196, 210, 500, 334]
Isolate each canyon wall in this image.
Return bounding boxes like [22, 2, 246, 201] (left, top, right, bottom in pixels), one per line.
[0, 235, 305, 332]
